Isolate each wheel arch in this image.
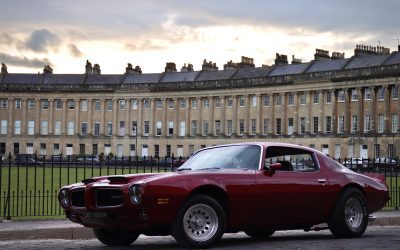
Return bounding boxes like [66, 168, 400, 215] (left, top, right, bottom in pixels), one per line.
[329, 183, 367, 217]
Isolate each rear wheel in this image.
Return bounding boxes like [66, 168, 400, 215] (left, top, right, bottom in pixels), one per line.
[244, 229, 275, 238]
[172, 195, 226, 249]
[328, 188, 368, 238]
[93, 229, 139, 246]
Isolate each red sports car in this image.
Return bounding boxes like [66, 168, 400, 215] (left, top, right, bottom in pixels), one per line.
[58, 142, 389, 248]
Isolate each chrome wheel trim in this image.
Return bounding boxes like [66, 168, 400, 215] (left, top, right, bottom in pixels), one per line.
[183, 203, 218, 242]
[344, 197, 364, 230]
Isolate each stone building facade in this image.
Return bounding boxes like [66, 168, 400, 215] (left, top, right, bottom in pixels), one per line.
[1, 45, 400, 159]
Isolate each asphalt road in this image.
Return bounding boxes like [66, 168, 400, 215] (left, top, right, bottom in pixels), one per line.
[0, 226, 399, 250]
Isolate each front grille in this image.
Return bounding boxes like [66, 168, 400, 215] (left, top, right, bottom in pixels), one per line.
[71, 189, 85, 207]
[95, 188, 124, 207]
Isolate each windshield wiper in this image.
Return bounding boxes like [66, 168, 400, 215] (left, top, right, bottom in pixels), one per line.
[177, 167, 192, 171]
[197, 167, 221, 170]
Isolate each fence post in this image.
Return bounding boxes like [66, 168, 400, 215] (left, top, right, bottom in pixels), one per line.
[5, 152, 12, 220]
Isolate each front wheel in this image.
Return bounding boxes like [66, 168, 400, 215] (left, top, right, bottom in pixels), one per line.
[172, 195, 226, 249]
[93, 229, 139, 246]
[328, 188, 368, 238]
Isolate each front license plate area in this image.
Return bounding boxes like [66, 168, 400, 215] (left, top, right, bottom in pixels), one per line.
[85, 211, 108, 218]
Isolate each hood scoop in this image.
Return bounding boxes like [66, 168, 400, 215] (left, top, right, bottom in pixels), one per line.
[82, 178, 96, 185]
[108, 176, 129, 183]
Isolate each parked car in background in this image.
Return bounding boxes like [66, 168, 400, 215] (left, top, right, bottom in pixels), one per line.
[77, 155, 100, 164]
[15, 154, 43, 166]
[371, 158, 397, 171]
[59, 142, 389, 248]
[341, 158, 368, 169]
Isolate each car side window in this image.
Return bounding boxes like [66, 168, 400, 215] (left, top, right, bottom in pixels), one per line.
[265, 146, 318, 172]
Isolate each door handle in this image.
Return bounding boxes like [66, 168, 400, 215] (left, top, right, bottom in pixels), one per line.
[318, 179, 326, 184]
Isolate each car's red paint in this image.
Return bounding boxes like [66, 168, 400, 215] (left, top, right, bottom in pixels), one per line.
[59, 142, 389, 243]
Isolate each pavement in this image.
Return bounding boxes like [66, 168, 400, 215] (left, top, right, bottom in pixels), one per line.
[0, 210, 399, 241]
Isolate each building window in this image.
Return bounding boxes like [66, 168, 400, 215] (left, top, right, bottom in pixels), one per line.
[203, 98, 209, 108]
[251, 96, 257, 107]
[326, 116, 332, 133]
[54, 121, 61, 135]
[215, 120, 221, 135]
[215, 97, 221, 108]
[351, 89, 358, 101]
[15, 99, 21, 109]
[156, 99, 163, 109]
[276, 118, 281, 135]
[55, 99, 62, 109]
[28, 99, 35, 109]
[107, 122, 113, 136]
[68, 100, 75, 110]
[227, 120, 233, 135]
[119, 121, 125, 136]
[119, 100, 126, 110]
[378, 114, 384, 133]
[300, 117, 306, 134]
[67, 121, 74, 135]
[94, 99, 101, 111]
[154, 145, 159, 157]
[351, 115, 358, 132]
[203, 120, 209, 136]
[166, 145, 171, 157]
[40, 143, 46, 156]
[144, 121, 150, 136]
[374, 144, 381, 158]
[79, 144, 85, 155]
[0, 120, 7, 134]
[338, 90, 345, 102]
[91, 144, 98, 155]
[0, 143, 5, 155]
[168, 121, 174, 135]
[14, 143, 19, 155]
[275, 95, 282, 106]
[179, 121, 185, 136]
[378, 87, 385, 100]
[41, 99, 49, 109]
[288, 118, 294, 135]
[189, 145, 195, 155]
[191, 99, 197, 109]
[326, 91, 332, 103]
[227, 97, 233, 107]
[14, 120, 21, 135]
[392, 86, 399, 100]
[263, 119, 269, 135]
[131, 121, 137, 136]
[364, 88, 372, 100]
[239, 119, 245, 135]
[131, 99, 138, 110]
[27, 120, 35, 135]
[156, 121, 162, 136]
[168, 99, 174, 109]
[1, 98, 8, 109]
[94, 122, 100, 136]
[392, 114, 398, 133]
[191, 120, 198, 136]
[54, 143, 60, 155]
[251, 119, 256, 135]
[388, 144, 395, 159]
[338, 116, 345, 133]
[364, 115, 371, 132]
[239, 96, 245, 107]
[300, 93, 306, 105]
[180, 99, 186, 108]
[263, 95, 270, 107]
[313, 92, 319, 104]
[41, 120, 48, 135]
[81, 122, 87, 135]
[143, 98, 150, 109]
[129, 144, 135, 156]
[81, 100, 88, 111]
[107, 99, 113, 111]
[288, 93, 294, 106]
[313, 117, 318, 134]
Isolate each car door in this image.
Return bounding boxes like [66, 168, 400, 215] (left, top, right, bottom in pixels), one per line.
[254, 146, 330, 228]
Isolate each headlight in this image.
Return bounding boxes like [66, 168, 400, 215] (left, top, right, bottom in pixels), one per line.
[59, 189, 69, 208]
[129, 185, 142, 205]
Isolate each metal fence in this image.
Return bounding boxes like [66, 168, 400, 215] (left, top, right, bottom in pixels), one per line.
[0, 155, 399, 220]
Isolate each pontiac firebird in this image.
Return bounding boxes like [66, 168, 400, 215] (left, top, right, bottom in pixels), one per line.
[58, 142, 389, 248]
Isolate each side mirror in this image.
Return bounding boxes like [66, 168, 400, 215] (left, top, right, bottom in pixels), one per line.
[265, 162, 282, 175]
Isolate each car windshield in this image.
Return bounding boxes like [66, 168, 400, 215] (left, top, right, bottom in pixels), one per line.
[177, 145, 261, 171]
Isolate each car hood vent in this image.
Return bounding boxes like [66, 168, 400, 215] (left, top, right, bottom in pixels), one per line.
[82, 178, 96, 185]
[108, 176, 129, 183]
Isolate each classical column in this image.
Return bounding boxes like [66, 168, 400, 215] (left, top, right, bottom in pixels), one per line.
[21, 98, 27, 134]
[150, 98, 155, 136]
[197, 97, 202, 136]
[75, 99, 80, 134]
[245, 95, 250, 135]
[221, 96, 226, 135]
[35, 98, 40, 134]
[270, 94, 275, 134]
[185, 98, 190, 137]
[384, 85, 390, 133]
[209, 97, 214, 136]
[293, 93, 299, 134]
[282, 93, 287, 135]
[87, 100, 92, 134]
[100, 99, 105, 135]
[162, 98, 167, 136]
[49, 98, 54, 134]
[371, 87, 377, 132]
[307, 91, 311, 133]
[257, 94, 262, 135]
[319, 91, 324, 133]
[113, 99, 118, 136]
[137, 98, 143, 136]
[233, 96, 238, 135]
[174, 98, 179, 136]
[8, 98, 14, 134]
[332, 90, 338, 134]
[345, 89, 351, 133]
[358, 88, 364, 132]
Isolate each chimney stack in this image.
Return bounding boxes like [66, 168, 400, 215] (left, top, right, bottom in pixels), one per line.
[354, 44, 390, 57]
[275, 53, 288, 65]
[126, 63, 142, 74]
[181, 63, 194, 72]
[93, 64, 101, 75]
[85, 60, 93, 74]
[202, 59, 218, 71]
[314, 49, 330, 61]
[43, 65, 53, 74]
[1, 63, 7, 74]
[291, 55, 302, 64]
[165, 62, 177, 72]
[331, 52, 345, 60]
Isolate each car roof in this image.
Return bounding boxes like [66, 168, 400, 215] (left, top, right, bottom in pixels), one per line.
[206, 142, 321, 154]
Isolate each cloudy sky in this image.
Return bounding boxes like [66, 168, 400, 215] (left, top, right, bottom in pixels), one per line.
[0, 0, 399, 74]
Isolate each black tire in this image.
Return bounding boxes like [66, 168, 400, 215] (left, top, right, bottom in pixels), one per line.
[93, 229, 139, 246]
[171, 195, 226, 249]
[328, 188, 368, 238]
[244, 229, 275, 238]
